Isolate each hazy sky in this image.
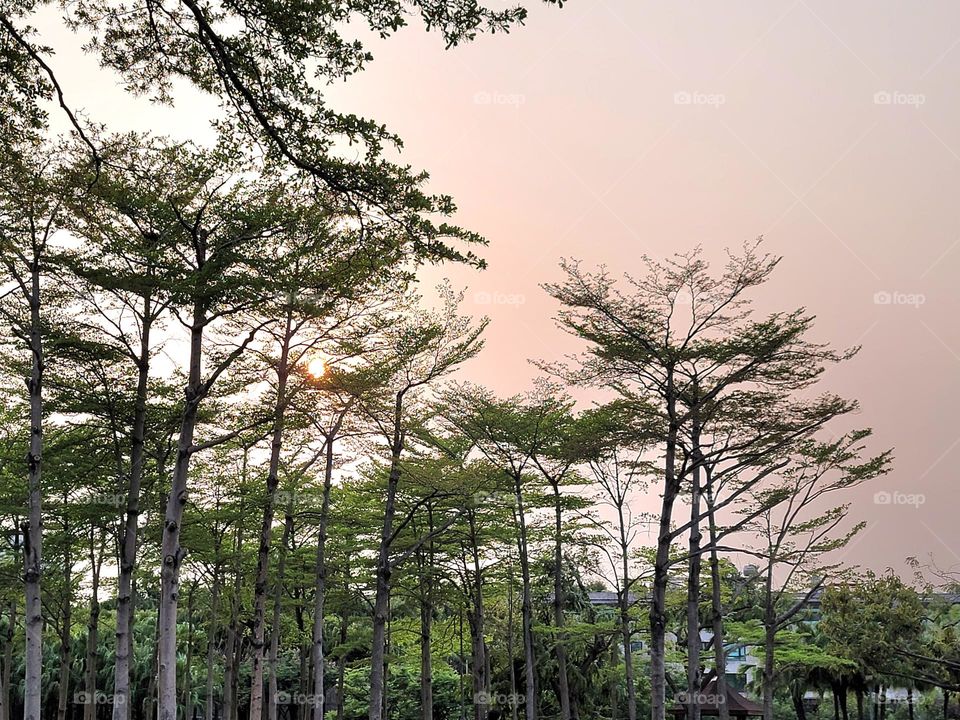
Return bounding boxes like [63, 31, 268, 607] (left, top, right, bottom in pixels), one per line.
[38, 2, 960, 576]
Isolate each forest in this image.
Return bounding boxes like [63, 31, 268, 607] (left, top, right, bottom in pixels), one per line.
[0, 3, 954, 720]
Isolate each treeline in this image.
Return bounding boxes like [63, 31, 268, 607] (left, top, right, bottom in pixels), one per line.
[0, 123, 914, 720]
[0, 3, 947, 720]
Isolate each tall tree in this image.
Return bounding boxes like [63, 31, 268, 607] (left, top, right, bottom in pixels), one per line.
[0, 132, 74, 720]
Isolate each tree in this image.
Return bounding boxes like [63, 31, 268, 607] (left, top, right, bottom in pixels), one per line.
[745, 432, 892, 720]
[0, 130, 77, 720]
[543, 242, 864, 720]
[349, 285, 486, 720]
[2, 0, 561, 247]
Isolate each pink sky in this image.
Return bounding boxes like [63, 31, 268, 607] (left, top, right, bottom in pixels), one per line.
[39, 1, 960, 576]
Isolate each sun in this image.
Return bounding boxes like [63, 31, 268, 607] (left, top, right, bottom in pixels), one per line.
[306, 357, 328, 378]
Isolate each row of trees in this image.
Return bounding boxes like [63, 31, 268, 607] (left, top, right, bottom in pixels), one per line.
[0, 3, 945, 720]
[0, 121, 916, 720]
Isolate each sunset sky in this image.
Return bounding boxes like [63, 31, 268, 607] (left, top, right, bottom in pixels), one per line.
[39, 1, 960, 574]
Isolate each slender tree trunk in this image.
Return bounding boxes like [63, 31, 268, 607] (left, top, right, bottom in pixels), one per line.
[145, 613, 161, 720]
[855, 688, 864, 720]
[23, 259, 44, 720]
[313, 420, 343, 720]
[513, 477, 537, 720]
[839, 681, 848, 720]
[615, 503, 637, 720]
[114, 293, 154, 720]
[223, 507, 245, 720]
[650, 388, 678, 720]
[762, 619, 775, 720]
[943, 690, 949, 720]
[686, 417, 703, 720]
[182, 583, 196, 718]
[0, 597, 14, 720]
[794, 684, 807, 720]
[507, 563, 518, 720]
[368, 396, 405, 720]
[551, 482, 572, 720]
[57, 515, 73, 720]
[268, 498, 294, 720]
[159, 297, 207, 720]
[205, 548, 222, 720]
[249, 314, 294, 720]
[705, 487, 728, 720]
[466, 515, 489, 720]
[907, 688, 914, 720]
[619, 590, 636, 720]
[335, 605, 349, 720]
[84, 532, 105, 720]
[419, 551, 434, 720]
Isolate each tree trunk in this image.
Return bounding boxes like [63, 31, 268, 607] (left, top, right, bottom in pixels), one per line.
[145, 615, 161, 720]
[368, 395, 405, 720]
[551, 482, 572, 720]
[335, 606, 349, 720]
[793, 684, 807, 720]
[507, 563, 518, 720]
[57, 515, 73, 720]
[943, 690, 949, 720]
[419, 550, 434, 720]
[855, 687, 864, 720]
[907, 688, 914, 720]
[839, 681, 848, 720]
[466, 514, 489, 720]
[249, 313, 295, 720]
[650, 389, 678, 720]
[23, 259, 44, 720]
[114, 292, 154, 720]
[685, 428, 702, 720]
[84, 531, 105, 720]
[514, 476, 537, 720]
[205, 552, 223, 720]
[761, 621, 775, 720]
[705, 487, 728, 720]
[159, 297, 207, 720]
[182, 583, 196, 718]
[615, 502, 636, 720]
[268, 497, 294, 720]
[0, 598, 14, 720]
[313, 419, 343, 720]
[223, 506, 246, 720]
